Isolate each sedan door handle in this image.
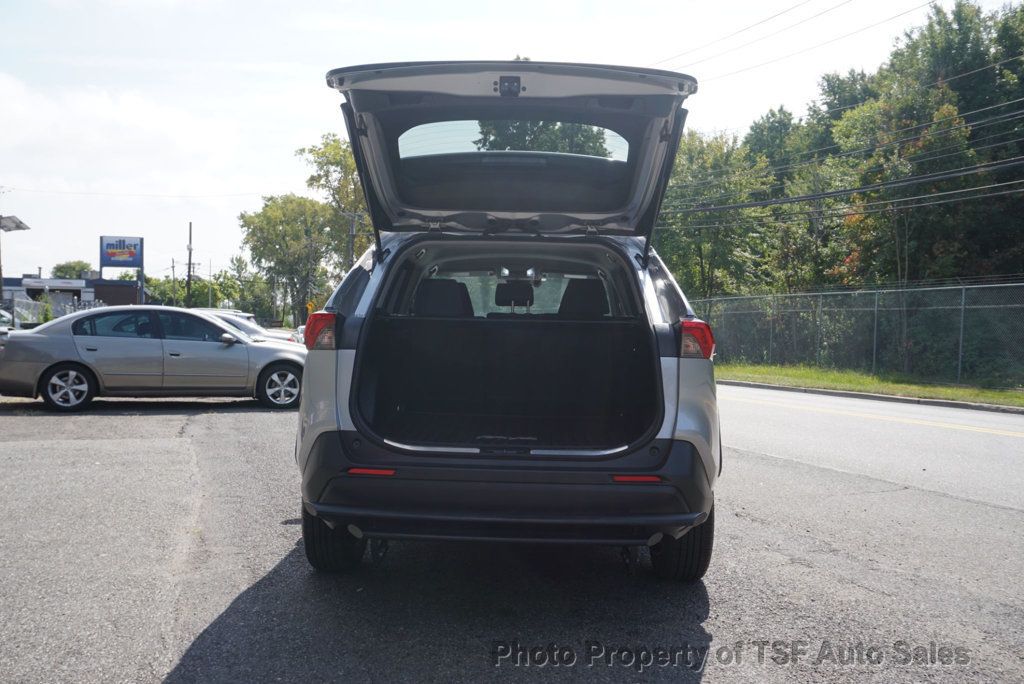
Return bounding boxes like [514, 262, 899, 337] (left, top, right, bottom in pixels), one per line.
[84, 347, 98, 352]
[168, 352, 181, 357]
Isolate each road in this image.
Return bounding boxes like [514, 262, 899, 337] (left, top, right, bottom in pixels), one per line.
[0, 386, 1021, 682]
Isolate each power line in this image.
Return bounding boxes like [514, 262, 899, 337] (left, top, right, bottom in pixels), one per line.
[664, 155, 1024, 214]
[665, 99, 1024, 194]
[671, 0, 856, 70]
[815, 53, 1024, 116]
[703, 1, 936, 82]
[667, 127, 1024, 208]
[648, 0, 815, 67]
[787, 177, 1024, 214]
[658, 178, 1024, 225]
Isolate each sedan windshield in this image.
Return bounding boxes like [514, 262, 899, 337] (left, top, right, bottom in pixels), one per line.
[218, 315, 267, 338]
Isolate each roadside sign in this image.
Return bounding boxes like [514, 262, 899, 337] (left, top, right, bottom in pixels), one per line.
[99, 236, 144, 268]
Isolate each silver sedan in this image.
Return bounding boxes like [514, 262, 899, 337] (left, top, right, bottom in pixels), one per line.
[0, 305, 307, 411]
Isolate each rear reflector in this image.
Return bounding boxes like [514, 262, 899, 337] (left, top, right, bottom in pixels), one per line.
[347, 467, 396, 476]
[679, 318, 715, 359]
[612, 474, 662, 483]
[304, 311, 336, 350]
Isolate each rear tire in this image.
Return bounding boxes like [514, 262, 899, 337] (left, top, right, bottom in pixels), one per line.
[302, 506, 366, 573]
[256, 363, 302, 409]
[650, 506, 714, 581]
[39, 363, 96, 412]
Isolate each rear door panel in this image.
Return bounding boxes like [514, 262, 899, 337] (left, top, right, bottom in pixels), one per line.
[71, 311, 163, 390]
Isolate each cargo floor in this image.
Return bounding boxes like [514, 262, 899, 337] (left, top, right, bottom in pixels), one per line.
[376, 410, 643, 449]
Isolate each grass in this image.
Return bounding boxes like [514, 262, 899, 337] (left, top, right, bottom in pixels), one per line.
[715, 363, 1024, 408]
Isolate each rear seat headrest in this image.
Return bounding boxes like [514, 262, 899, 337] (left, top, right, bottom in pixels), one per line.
[558, 279, 608, 318]
[413, 279, 475, 317]
[495, 281, 534, 307]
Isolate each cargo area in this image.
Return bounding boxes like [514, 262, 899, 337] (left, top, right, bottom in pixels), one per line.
[353, 240, 660, 450]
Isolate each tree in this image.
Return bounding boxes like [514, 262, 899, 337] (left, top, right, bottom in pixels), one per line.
[296, 133, 371, 271]
[227, 256, 276, 323]
[651, 0, 1024, 296]
[475, 120, 610, 157]
[656, 131, 773, 299]
[238, 194, 335, 325]
[744, 107, 797, 193]
[51, 260, 92, 279]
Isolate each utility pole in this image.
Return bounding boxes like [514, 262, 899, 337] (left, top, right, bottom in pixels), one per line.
[171, 258, 177, 306]
[304, 222, 313, 326]
[208, 261, 213, 307]
[185, 221, 193, 307]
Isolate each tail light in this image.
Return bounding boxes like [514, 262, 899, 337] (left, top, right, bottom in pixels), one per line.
[679, 319, 715, 359]
[304, 312, 336, 350]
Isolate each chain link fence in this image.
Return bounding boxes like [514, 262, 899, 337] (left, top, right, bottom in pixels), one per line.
[691, 283, 1024, 388]
[2, 296, 107, 329]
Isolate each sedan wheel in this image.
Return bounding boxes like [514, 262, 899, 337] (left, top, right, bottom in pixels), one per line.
[258, 365, 302, 409]
[40, 365, 96, 411]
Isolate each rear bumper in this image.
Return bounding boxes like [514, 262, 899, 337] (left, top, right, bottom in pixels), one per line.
[301, 431, 713, 545]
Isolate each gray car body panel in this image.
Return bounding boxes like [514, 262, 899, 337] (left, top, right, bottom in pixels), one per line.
[0, 305, 305, 399]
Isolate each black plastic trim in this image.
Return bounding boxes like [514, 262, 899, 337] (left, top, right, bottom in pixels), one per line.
[300, 431, 712, 544]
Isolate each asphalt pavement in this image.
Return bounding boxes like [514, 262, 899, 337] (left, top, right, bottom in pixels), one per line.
[0, 386, 1021, 682]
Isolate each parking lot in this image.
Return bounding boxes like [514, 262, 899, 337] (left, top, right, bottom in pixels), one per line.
[1, 387, 1022, 682]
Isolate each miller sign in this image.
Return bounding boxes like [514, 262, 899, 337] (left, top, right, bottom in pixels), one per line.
[100, 236, 144, 268]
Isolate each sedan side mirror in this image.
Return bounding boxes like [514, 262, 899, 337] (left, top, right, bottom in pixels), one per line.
[220, 332, 239, 345]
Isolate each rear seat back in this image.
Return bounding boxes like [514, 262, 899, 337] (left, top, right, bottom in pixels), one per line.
[412, 279, 475, 317]
[558, 279, 609, 319]
[488, 281, 536, 319]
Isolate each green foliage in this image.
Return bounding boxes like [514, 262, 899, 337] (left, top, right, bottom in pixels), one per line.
[475, 120, 610, 157]
[716, 363, 1024, 407]
[656, 131, 773, 299]
[226, 255, 277, 323]
[39, 295, 53, 322]
[659, 0, 1024, 298]
[51, 260, 92, 279]
[296, 133, 372, 271]
[239, 194, 335, 325]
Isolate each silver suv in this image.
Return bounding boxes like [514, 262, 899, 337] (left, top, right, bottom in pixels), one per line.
[296, 61, 720, 581]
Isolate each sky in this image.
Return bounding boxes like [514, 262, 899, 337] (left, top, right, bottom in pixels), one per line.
[0, 0, 1011, 282]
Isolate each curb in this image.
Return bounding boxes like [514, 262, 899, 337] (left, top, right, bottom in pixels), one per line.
[716, 379, 1024, 415]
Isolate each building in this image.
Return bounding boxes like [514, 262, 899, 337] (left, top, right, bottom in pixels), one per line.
[1, 276, 143, 308]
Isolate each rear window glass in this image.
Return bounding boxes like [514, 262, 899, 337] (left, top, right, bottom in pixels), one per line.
[431, 271, 618, 318]
[398, 120, 629, 161]
[448, 274, 573, 316]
